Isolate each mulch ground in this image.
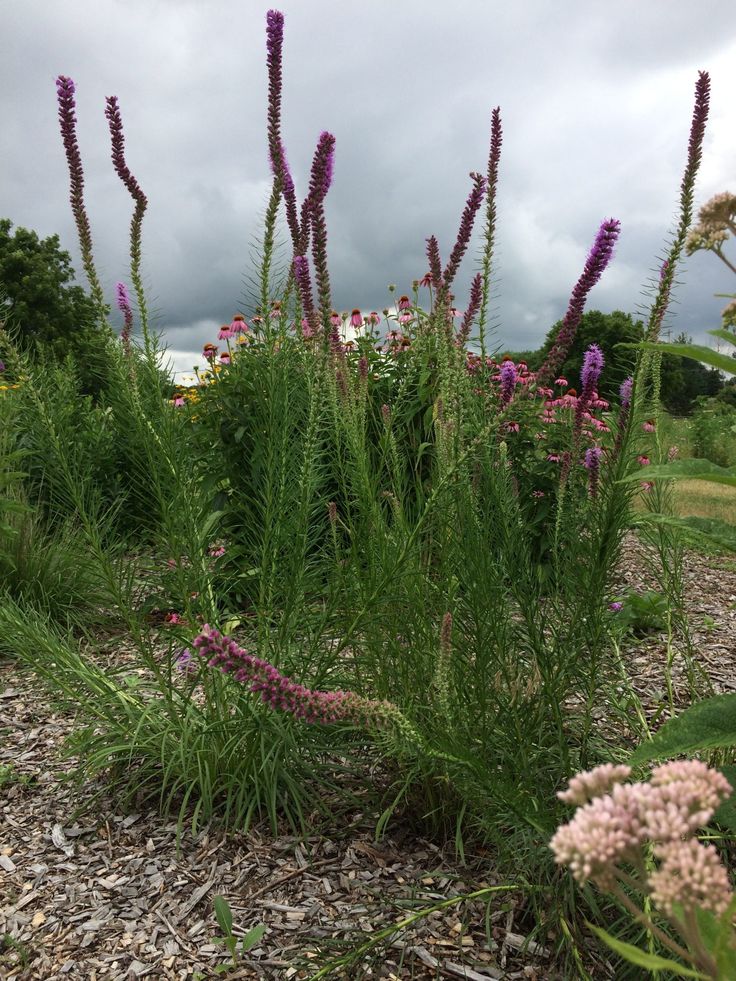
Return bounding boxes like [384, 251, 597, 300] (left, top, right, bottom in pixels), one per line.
[2, 538, 735, 981]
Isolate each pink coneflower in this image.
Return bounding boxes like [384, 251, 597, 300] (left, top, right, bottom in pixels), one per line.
[367, 311, 381, 325]
[555, 377, 568, 387]
[398, 313, 412, 325]
[231, 313, 249, 332]
[419, 272, 433, 288]
[638, 455, 650, 466]
[172, 395, 185, 407]
[398, 294, 411, 310]
[532, 490, 545, 498]
[203, 343, 218, 361]
[208, 545, 226, 558]
[643, 420, 656, 433]
[505, 421, 520, 433]
[218, 324, 234, 340]
[165, 612, 182, 625]
[330, 311, 341, 328]
[220, 352, 231, 364]
[349, 308, 362, 328]
[640, 481, 655, 492]
[547, 453, 561, 463]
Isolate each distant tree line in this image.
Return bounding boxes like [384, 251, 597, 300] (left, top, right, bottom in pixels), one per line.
[506, 309, 725, 416]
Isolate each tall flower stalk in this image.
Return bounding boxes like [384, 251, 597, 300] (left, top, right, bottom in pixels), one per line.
[55, 76, 107, 327]
[477, 107, 502, 362]
[105, 96, 150, 352]
[536, 218, 621, 386]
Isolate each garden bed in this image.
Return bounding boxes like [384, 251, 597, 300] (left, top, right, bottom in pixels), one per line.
[2, 537, 735, 981]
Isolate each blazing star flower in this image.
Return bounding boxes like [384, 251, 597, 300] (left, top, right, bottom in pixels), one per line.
[499, 359, 517, 405]
[350, 309, 362, 328]
[0, 360, 5, 373]
[580, 344, 605, 403]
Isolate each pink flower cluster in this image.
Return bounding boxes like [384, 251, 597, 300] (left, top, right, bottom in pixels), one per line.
[551, 761, 733, 912]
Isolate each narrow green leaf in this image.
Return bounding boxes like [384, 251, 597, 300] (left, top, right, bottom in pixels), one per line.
[630, 693, 736, 763]
[619, 459, 736, 487]
[632, 513, 736, 553]
[707, 328, 736, 347]
[587, 924, 707, 978]
[618, 340, 736, 375]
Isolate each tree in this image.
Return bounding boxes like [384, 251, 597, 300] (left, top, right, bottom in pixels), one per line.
[535, 309, 644, 400]
[0, 219, 102, 364]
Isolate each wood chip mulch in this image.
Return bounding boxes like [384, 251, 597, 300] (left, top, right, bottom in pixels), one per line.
[2, 538, 735, 980]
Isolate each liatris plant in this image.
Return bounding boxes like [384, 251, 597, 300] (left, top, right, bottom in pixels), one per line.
[105, 96, 150, 350]
[551, 761, 735, 978]
[190, 623, 425, 749]
[55, 76, 107, 325]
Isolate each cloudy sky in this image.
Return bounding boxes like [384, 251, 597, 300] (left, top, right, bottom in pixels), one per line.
[2, 0, 735, 378]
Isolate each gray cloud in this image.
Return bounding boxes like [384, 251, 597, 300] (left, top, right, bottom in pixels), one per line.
[2, 0, 735, 370]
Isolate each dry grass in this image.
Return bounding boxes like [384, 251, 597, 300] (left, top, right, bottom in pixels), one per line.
[670, 479, 736, 524]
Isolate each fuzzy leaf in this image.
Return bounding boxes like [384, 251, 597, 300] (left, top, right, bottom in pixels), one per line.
[213, 895, 233, 936]
[630, 694, 736, 763]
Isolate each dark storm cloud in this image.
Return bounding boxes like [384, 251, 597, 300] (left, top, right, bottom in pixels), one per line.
[1, 0, 734, 376]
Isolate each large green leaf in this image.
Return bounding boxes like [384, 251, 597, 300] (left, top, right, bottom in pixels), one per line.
[631, 513, 736, 553]
[714, 765, 736, 832]
[586, 924, 706, 978]
[631, 694, 736, 763]
[618, 340, 736, 375]
[619, 459, 736, 488]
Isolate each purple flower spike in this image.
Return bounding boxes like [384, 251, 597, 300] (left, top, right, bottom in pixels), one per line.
[443, 171, 487, 289]
[580, 344, 604, 402]
[115, 281, 133, 355]
[55, 75, 105, 315]
[537, 218, 621, 385]
[619, 377, 633, 408]
[293, 254, 314, 315]
[499, 359, 517, 405]
[457, 272, 482, 346]
[426, 236, 443, 289]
